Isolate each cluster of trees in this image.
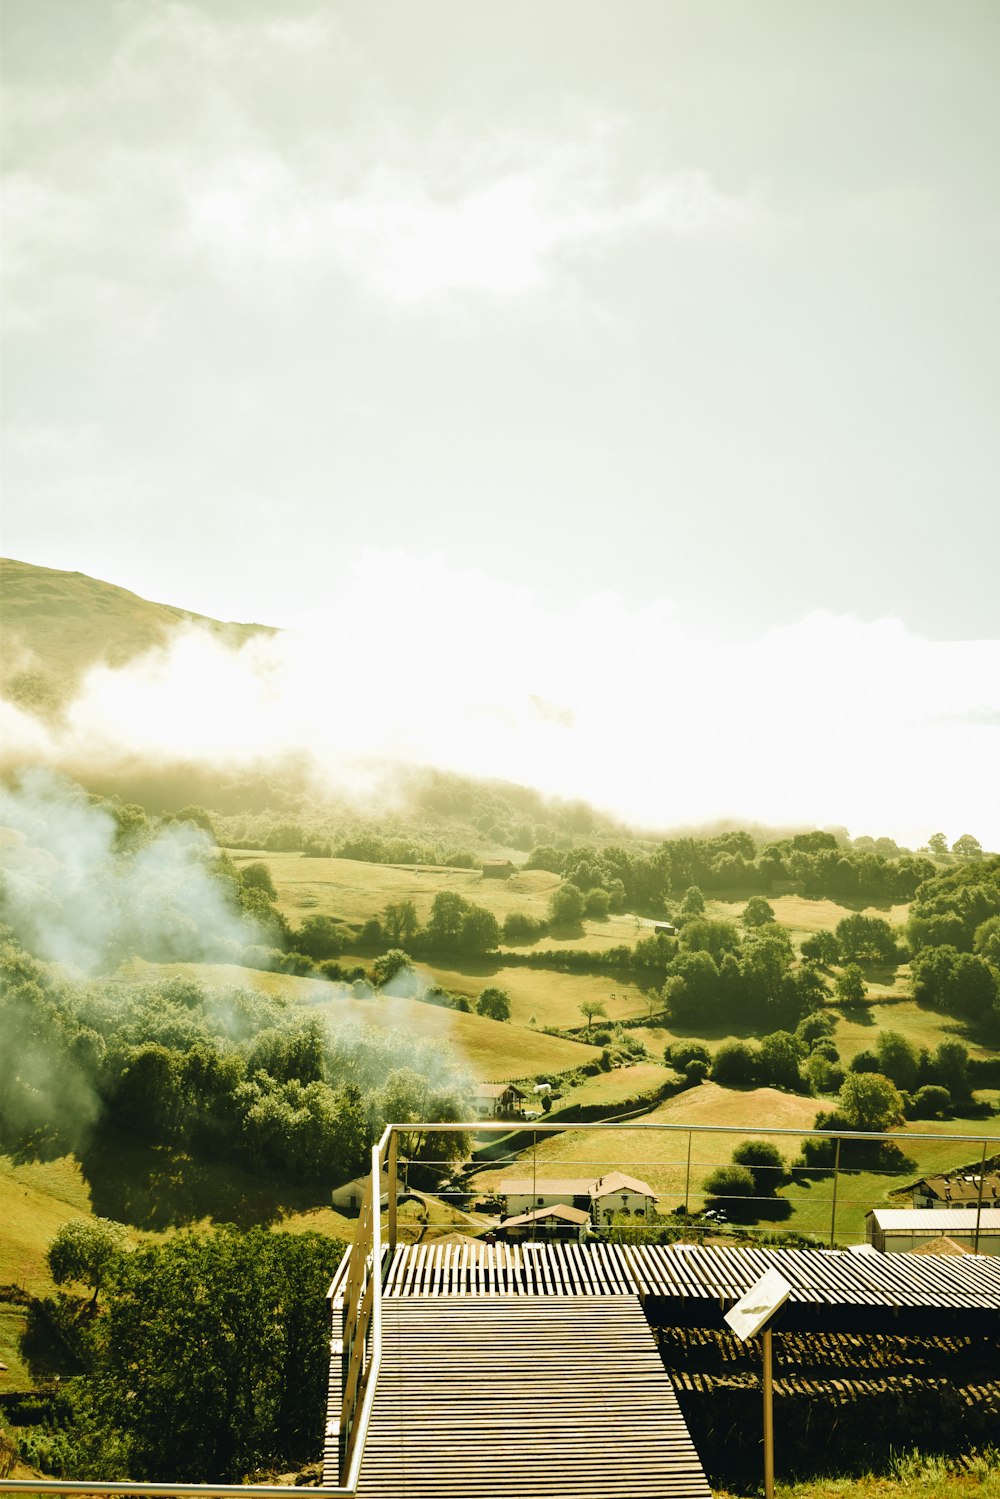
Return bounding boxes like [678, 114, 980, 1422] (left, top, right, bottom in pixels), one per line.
[668, 1016, 835, 1097]
[906, 858, 1000, 1025]
[526, 829, 937, 910]
[660, 919, 827, 1032]
[0, 934, 472, 1185]
[359, 892, 503, 958]
[25, 1224, 336, 1482]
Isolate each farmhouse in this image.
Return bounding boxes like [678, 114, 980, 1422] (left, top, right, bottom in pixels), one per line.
[912, 1173, 1000, 1209]
[499, 1170, 658, 1224]
[472, 1082, 526, 1118]
[501, 1204, 592, 1242]
[866, 1207, 1000, 1255]
[482, 859, 515, 879]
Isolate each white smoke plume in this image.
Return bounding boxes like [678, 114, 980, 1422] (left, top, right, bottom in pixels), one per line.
[0, 768, 261, 974]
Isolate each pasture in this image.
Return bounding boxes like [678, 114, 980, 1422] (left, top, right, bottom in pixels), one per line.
[420, 960, 654, 1029]
[228, 850, 662, 953]
[115, 958, 603, 1080]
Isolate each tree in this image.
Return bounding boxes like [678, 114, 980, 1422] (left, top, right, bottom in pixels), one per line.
[679, 886, 705, 917]
[758, 1030, 806, 1091]
[702, 1163, 756, 1203]
[240, 862, 277, 899]
[837, 1072, 904, 1132]
[579, 1000, 607, 1036]
[459, 906, 502, 954]
[731, 1141, 786, 1195]
[834, 964, 867, 1006]
[874, 1030, 920, 1093]
[800, 930, 840, 965]
[426, 891, 469, 948]
[548, 883, 586, 925]
[584, 887, 611, 919]
[952, 834, 983, 860]
[371, 949, 415, 990]
[931, 1039, 971, 1101]
[295, 915, 344, 959]
[680, 918, 741, 963]
[94, 1227, 337, 1480]
[742, 896, 775, 928]
[383, 900, 419, 945]
[928, 833, 948, 857]
[476, 987, 511, 1022]
[834, 914, 898, 964]
[710, 1040, 759, 1088]
[973, 914, 1000, 967]
[910, 1084, 951, 1119]
[666, 1042, 712, 1077]
[48, 1218, 130, 1308]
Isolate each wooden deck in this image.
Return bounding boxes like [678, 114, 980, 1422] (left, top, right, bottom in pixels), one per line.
[353, 1295, 712, 1498]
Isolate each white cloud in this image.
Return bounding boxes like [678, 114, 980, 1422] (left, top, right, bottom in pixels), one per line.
[3, 552, 997, 851]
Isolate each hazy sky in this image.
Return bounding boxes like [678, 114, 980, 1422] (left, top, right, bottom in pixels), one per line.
[2, 1, 999, 844]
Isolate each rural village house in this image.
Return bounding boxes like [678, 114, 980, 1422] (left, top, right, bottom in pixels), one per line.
[501, 1203, 593, 1242]
[472, 1082, 526, 1118]
[499, 1171, 658, 1225]
[481, 859, 515, 879]
[331, 1176, 390, 1213]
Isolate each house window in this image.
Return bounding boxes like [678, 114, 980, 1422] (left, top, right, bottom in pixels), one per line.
[537, 1197, 544, 1205]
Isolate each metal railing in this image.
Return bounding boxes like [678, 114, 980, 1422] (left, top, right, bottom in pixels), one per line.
[1, 1115, 997, 1497]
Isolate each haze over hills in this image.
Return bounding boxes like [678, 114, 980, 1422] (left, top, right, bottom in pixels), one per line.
[0, 556, 994, 855]
[0, 557, 274, 709]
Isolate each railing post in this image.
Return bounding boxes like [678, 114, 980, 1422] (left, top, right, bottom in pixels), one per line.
[829, 1136, 842, 1249]
[387, 1128, 398, 1252]
[974, 1140, 987, 1254]
[531, 1130, 538, 1243]
[684, 1130, 693, 1216]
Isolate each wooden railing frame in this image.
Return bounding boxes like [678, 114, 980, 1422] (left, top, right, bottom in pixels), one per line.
[1, 1116, 996, 1498]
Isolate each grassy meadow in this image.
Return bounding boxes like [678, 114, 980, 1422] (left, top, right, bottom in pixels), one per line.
[115, 958, 603, 1079]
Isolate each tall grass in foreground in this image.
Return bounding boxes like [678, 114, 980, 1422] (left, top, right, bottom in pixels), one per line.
[716, 1448, 1000, 1498]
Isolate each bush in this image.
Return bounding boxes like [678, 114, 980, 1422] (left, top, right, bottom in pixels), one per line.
[666, 1042, 712, 1075]
[731, 1141, 786, 1195]
[711, 1040, 759, 1087]
[685, 1059, 709, 1084]
[910, 1084, 952, 1119]
[703, 1164, 756, 1200]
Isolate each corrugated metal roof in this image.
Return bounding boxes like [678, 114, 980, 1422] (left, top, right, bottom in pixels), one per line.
[869, 1208, 1000, 1231]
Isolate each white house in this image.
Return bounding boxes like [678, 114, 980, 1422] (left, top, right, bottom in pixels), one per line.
[499, 1171, 658, 1224]
[331, 1176, 390, 1214]
[472, 1083, 526, 1119]
[912, 1173, 1000, 1209]
[501, 1204, 592, 1242]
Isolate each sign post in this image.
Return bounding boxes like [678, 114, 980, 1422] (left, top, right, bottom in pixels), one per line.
[724, 1268, 792, 1499]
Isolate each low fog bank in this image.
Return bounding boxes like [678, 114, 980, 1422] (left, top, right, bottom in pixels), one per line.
[2, 553, 998, 850]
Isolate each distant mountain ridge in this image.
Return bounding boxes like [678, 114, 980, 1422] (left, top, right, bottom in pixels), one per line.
[0, 557, 276, 711]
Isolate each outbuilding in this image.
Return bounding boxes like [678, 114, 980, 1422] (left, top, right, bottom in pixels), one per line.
[866, 1207, 1000, 1255]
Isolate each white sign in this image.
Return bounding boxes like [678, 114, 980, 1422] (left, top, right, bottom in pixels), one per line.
[724, 1268, 792, 1341]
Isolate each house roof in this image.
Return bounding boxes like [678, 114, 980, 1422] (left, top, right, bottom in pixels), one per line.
[868, 1208, 1000, 1232]
[918, 1174, 1000, 1204]
[500, 1177, 594, 1197]
[502, 1204, 592, 1229]
[474, 1082, 524, 1099]
[499, 1172, 657, 1201]
[593, 1172, 657, 1199]
[910, 1236, 971, 1257]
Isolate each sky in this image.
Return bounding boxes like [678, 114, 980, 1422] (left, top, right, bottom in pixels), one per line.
[2, 1, 999, 846]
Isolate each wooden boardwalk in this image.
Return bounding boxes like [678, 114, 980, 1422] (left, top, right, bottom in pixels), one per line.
[353, 1295, 712, 1499]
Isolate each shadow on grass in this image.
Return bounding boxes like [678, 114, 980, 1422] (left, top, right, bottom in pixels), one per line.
[79, 1129, 330, 1232]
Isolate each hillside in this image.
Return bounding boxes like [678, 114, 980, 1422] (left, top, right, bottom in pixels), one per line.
[0, 557, 274, 708]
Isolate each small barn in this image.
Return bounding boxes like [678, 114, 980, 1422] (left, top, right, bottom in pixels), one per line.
[482, 859, 515, 879]
[331, 1176, 390, 1214]
[866, 1207, 1000, 1255]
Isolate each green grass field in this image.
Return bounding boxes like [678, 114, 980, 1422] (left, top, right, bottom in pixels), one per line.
[231, 850, 674, 953]
[117, 958, 603, 1080]
[420, 960, 654, 1029]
